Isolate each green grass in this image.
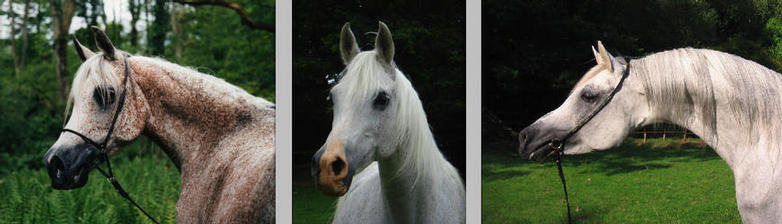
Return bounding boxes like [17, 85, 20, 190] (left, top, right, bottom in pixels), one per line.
[483, 138, 741, 223]
[292, 183, 338, 224]
[0, 142, 180, 224]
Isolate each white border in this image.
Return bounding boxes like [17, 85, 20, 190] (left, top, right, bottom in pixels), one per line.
[275, 0, 293, 223]
[466, 0, 482, 223]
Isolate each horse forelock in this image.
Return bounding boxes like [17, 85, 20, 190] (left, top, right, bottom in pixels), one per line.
[65, 54, 124, 125]
[335, 51, 391, 102]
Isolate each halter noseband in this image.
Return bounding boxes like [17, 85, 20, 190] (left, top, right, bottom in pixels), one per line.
[547, 58, 631, 224]
[59, 56, 159, 224]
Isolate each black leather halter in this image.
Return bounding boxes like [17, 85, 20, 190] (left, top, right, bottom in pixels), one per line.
[60, 56, 159, 224]
[547, 58, 631, 223]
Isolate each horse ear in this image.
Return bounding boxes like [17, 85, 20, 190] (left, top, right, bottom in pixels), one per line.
[597, 41, 613, 72]
[375, 21, 394, 64]
[340, 23, 360, 64]
[72, 35, 95, 62]
[591, 45, 602, 65]
[91, 26, 116, 60]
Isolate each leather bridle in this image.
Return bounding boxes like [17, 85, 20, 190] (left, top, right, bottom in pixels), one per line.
[60, 56, 159, 224]
[546, 58, 631, 223]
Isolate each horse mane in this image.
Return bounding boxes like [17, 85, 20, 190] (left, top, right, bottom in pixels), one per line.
[633, 48, 782, 146]
[65, 53, 274, 125]
[336, 51, 461, 190]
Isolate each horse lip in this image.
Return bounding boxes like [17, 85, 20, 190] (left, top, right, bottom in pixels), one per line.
[530, 144, 555, 163]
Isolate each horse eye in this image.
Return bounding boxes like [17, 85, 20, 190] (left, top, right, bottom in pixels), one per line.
[373, 91, 390, 110]
[93, 87, 117, 108]
[580, 90, 598, 103]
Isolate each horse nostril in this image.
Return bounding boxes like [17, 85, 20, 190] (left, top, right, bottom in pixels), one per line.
[331, 159, 345, 176]
[50, 156, 65, 178]
[519, 131, 528, 143]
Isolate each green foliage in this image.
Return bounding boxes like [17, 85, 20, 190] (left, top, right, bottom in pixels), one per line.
[0, 142, 180, 224]
[483, 139, 740, 223]
[767, 17, 782, 60]
[0, 1, 273, 221]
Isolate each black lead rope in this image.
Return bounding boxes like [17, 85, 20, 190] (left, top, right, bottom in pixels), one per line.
[546, 58, 632, 224]
[555, 151, 571, 224]
[60, 57, 160, 224]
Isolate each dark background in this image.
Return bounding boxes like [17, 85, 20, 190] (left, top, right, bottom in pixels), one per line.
[293, 1, 466, 182]
[482, 0, 782, 149]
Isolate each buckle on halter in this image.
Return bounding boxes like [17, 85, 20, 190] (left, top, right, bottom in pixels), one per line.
[548, 138, 563, 151]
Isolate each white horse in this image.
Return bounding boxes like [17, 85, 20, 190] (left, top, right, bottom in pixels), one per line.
[519, 41, 782, 223]
[43, 27, 275, 223]
[310, 22, 465, 223]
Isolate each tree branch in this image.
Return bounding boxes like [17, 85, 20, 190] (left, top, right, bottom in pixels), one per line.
[173, 0, 274, 32]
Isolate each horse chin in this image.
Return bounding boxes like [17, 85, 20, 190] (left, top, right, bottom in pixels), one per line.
[525, 146, 555, 163]
[50, 167, 91, 190]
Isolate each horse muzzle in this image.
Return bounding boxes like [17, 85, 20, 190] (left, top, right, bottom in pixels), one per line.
[518, 127, 561, 163]
[44, 143, 98, 189]
[311, 144, 354, 197]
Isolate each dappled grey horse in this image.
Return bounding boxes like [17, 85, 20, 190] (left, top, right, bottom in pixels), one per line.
[43, 27, 275, 223]
[519, 41, 782, 223]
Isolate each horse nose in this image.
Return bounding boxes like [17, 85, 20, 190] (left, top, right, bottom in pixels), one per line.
[47, 154, 66, 180]
[518, 127, 534, 157]
[45, 144, 97, 189]
[311, 146, 326, 178]
[519, 130, 528, 145]
[316, 149, 350, 197]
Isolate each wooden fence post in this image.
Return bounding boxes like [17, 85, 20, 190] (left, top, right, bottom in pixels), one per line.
[663, 129, 666, 141]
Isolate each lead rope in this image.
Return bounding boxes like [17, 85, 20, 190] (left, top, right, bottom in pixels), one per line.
[95, 155, 160, 224]
[61, 57, 159, 224]
[555, 150, 571, 224]
[545, 58, 633, 224]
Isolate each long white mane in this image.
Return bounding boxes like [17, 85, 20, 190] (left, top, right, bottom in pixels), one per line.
[336, 51, 461, 189]
[633, 48, 782, 148]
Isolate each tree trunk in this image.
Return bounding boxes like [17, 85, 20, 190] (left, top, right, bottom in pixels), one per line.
[10, 0, 20, 76]
[50, 0, 76, 99]
[148, 0, 170, 56]
[20, 0, 30, 69]
[129, 0, 141, 46]
[170, 3, 184, 61]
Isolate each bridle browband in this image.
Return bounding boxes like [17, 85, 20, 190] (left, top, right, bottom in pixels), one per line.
[546, 58, 631, 223]
[60, 56, 159, 224]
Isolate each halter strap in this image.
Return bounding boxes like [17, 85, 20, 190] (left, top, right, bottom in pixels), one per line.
[59, 57, 159, 224]
[547, 58, 632, 224]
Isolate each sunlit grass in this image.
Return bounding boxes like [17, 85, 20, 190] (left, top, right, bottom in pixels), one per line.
[482, 138, 740, 223]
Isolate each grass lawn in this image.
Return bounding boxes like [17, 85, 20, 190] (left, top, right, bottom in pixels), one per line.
[292, 183, 338, 224]
[483, 138, 741, 223]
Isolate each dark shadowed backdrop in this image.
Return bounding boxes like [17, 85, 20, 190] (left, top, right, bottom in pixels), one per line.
[483, 0, 782, 148]
[293, 0, 466, 183]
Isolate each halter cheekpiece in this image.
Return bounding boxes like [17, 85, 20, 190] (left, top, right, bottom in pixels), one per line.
[60, 56, 159, 224]
[546, 58, 632, 224]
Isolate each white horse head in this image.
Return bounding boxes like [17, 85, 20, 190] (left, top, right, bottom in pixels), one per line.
[44, 26, 149, 189]
[312, 22, 413, 196]
[518, 41, 650, 162]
